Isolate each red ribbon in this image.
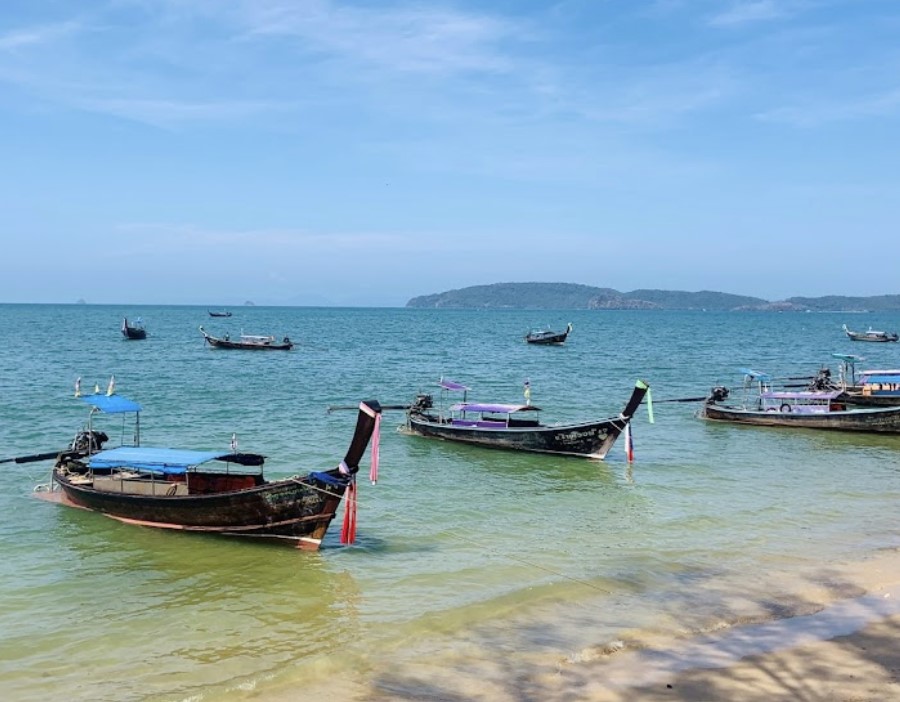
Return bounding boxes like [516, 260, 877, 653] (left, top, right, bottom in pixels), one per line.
[340, 481, 357, 545]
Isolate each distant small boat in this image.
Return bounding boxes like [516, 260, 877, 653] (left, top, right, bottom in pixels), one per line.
[843, 323, 898, 342]
[121, 317, 147, 340]
[525, 322, 572, 345]
[199, 326, 293, 350]
[208, 310, 232, 317]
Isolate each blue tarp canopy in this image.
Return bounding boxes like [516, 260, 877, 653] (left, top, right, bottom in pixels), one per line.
[79, 394, 142, 414]
[738, 368, 770, 381]
[861, 375, 900, 385]
[87, 446, 232, 475]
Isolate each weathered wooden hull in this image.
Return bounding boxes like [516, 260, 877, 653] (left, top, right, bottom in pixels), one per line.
[405, 381, 648, 459]
[406, 415, 627, 458]
[700, 402, 900, 432]
[122, 325, 146, 340]
[525, 329, 570, 344]
[203, 337, 293, 350]
[845, 331, 898, 342]
[836, 390, 900, 407]
[53, 470, 346, 549]
[44, 400, 382, 549]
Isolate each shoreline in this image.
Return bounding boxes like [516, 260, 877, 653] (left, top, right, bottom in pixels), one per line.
[256, 548, 900, 702]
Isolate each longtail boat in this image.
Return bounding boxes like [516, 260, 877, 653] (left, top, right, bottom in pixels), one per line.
[700, 368, 900, 432]
[525, 322, 572, 344]
[807, 355, 900, 407]
[35, 390, 382, 550]
[404, 378, 650, 459]
[842, 323, 898, 342]
[121, 317, 147, 340]
[199, 326, 293, 350]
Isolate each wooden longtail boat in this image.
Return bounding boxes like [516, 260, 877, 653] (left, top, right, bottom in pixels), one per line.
[404, 378, 650, 459]
[121, 317, 147, 340]
[525, 322, 572, 344]
[700, 369, 900, 432]
[807, 355, 900, 407]
[842, 323, 898, 342]
[37, 392, 382, 549]
[199, 326, 293, 350]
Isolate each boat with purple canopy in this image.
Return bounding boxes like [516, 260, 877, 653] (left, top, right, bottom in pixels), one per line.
[700, 368, 900, 432]
[404, 377, 650, 459]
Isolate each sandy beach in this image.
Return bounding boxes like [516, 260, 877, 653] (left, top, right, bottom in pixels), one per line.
[558, 548, 900, 702]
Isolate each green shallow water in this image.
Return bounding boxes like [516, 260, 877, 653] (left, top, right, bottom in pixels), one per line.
[1, 304, 900, 701]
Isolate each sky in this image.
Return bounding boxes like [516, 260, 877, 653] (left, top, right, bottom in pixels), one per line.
[2, 0, 899, 306]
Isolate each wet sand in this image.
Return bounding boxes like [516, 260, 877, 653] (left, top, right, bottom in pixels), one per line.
[258, 549, 900, 702]
[557, 549, 900, 702]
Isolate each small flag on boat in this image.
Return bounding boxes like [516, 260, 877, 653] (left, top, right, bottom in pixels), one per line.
[106, 375, 115, 396]
[74, 377, 81, 398]
[230, 433, 237, 451]
[637, 379, 654, 423]
[624, 422, 634, 463]
[369, 413, 381, 484]
[524, 379, 531, 405]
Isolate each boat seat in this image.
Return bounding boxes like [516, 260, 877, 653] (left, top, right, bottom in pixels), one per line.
[92, 478, 189, 496]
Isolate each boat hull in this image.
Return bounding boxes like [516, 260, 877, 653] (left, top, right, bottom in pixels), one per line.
[204, 337, 293, 350]
[52, 470, 346, 549]
[701, 403, 900, 432]
[406, 415, 627, 458]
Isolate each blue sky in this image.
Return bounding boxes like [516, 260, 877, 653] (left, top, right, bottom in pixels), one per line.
[2, 0, 898, 306]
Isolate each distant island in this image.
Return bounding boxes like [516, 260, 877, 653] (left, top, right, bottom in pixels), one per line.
[406, 283, 900, 312]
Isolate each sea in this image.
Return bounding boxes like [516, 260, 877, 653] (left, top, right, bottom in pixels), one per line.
[1, 304, 900, 701]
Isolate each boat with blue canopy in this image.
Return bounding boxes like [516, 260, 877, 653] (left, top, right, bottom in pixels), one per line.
[36, 383, 383, 550]
[403, 377, 650, 459]
[806, 354, 900, 407]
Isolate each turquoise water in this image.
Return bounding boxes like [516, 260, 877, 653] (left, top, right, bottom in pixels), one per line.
[1, 304, 900, 701]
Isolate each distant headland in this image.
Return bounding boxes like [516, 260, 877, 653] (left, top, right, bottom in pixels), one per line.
[406, 283, 900, 312]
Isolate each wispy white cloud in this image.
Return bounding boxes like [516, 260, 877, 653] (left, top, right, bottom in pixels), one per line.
[235, 0, 523, 75]
[709, 1, 787, 27]
[757, 87, 900, 126]
[0, 21, 81, 51]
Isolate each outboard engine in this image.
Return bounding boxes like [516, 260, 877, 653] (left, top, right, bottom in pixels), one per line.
[70, 430, 109, 453]
[708, 386, 730, 403]
[410, 393, 434, 412]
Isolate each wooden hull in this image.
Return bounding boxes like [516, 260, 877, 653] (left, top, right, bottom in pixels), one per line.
[525, 332, 569, 344]
[700, 402, 900, 432]
[407, 415, 626, 458]
[52, 470, 346, 549]
[44, 400, 382, 549]
[122, 319, 146, 340]
[204, 336, 293, 350]
[405, 381, 648, 459]
[837, 390, 900, 407]
[846, 334, 897, 342]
